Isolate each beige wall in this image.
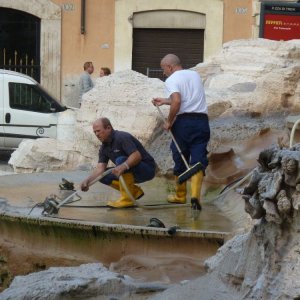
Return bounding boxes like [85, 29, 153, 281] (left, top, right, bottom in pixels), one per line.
[114, 0, 224, 72]
[51, 0, 115, 105]
[52, 0, 115, 75]
[223, 0, 253, 42]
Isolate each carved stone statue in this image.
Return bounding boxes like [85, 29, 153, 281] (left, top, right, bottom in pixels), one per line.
[276, 189, 291, 214]
[242, 144, 300, 223]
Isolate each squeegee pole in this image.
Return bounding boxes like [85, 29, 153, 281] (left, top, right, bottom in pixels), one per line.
[156, 105, 190, 169]
[169, 130, 189, 169]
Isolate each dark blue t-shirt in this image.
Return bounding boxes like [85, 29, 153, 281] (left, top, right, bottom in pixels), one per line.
[98, 130, 155, 166]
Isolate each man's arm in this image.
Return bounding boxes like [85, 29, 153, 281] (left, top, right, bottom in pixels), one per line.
[112, 150, 142, 177]
[80, 162, 107, 191]
[165, 92, 181, 130]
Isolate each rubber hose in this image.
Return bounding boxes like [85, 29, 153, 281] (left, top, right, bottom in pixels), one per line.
[216, 116, 300, 198]
[215, 171, 253, 199]
[289, 117, 300, 148]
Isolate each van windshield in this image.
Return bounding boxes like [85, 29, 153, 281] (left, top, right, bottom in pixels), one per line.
[9, 82, 67, 113]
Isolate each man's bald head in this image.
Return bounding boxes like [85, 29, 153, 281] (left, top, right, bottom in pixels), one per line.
[161, 54, 181, 67]
[160, 54, 182, 77]
[93, 117, 113, 129]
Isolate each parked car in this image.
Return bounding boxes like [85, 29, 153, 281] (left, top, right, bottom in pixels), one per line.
[0, 69, 68, 150]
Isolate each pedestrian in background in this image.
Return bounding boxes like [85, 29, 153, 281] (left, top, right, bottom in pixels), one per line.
[100, 67, 111, 77]
[79, 61, 94, 106]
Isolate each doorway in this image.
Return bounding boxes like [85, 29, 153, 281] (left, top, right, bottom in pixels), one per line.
[132, 28, 204, 80]
[0, 8, 41, 81]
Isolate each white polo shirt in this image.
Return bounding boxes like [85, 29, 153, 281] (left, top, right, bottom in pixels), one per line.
[165, 69, 207, 115]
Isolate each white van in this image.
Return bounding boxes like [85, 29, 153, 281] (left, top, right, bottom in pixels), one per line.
[0, 69, 68, 150]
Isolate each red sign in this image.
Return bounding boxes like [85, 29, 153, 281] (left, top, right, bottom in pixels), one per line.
[263, 14, 300, 40]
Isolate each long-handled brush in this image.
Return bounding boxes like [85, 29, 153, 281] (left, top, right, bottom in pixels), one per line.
[156, 106, 203, 184]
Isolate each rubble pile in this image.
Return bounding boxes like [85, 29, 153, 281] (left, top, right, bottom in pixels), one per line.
[242, 144, 300, 223]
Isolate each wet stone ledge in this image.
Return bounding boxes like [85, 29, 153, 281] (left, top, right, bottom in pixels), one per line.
[0, 210, 229, 242]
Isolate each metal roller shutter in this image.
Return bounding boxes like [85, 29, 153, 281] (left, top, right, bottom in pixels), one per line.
[132, 28, 204, 80]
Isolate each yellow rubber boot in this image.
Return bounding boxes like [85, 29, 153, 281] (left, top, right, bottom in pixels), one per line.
[191, 171, 204, 210]
[167, 176, 187, 204]
[132, 184, 144, 200]
[110, 180, 144, 199]
[110, 180, 120, 190]
[107, 172, 137, 208]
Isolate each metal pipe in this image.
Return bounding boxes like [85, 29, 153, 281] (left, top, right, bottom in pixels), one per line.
[81, 0, 86, 35]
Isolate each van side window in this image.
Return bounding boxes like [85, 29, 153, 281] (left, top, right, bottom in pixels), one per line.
[9, 82, 52, 113]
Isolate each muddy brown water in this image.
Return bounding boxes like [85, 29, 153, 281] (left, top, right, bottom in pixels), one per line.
[0, 213, 223, 288]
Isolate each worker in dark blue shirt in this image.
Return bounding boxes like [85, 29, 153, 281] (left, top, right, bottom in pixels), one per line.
[80, 117, 156, 208]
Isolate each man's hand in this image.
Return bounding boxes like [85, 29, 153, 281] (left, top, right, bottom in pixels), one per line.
[152, 98, 171, 106]
[163, 121, 172, 131]
[112, 163, 127, 177]
[152, 98, 164, 106]
[80, 180, 90, 192]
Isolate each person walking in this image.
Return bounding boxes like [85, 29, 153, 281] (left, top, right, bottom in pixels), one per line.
[79, 61, 94, 106]
[152, 54, 210, 210]
[80, 118, 156, 208]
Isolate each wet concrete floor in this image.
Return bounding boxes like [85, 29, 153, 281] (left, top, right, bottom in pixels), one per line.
[1, 127, 292, 233]
[0, 170, 232, 232]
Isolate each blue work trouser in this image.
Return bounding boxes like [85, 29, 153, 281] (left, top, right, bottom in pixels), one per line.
[100, 156, 156, 186]
[171, 114, 210, 176]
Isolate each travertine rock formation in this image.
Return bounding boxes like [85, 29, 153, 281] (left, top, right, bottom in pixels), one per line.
[201, 217, 300, 300]
[9, 39, 300, 173]
[9, 138, 84, 173]
[9, 71, 166, 172]
[0, 263, 166, 299]
[74, 70, 166, 161]
[9, 109, 85, 173]
[195, 39, 300, 116]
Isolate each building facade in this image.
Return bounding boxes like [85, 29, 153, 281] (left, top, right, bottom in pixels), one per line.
[0, 0, 298, 106]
